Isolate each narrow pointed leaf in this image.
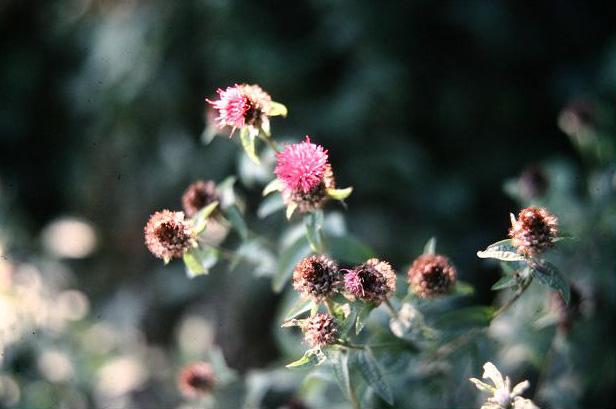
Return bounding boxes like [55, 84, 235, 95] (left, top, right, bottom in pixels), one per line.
[491, 274, 518, 290]
[263, 179, 284, 196]
[224, 205, 248, 240]
[257, 194, 285, 219]
[423, 237, 437, 255]
[193, 201, 219, 234]
[331, 351, 354, 401]
[268, 101, 288, 117]
[286, 348, 326, 369]
[286, 202, 297, 220]
[285, 297, 315, 320]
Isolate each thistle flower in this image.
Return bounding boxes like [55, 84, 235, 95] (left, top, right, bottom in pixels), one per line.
[292, 255, 339, 301]
[274, 136, 336, 213]
[206, 84, 273, 135]
[343, 258, 396, 305]
[407, 254, 456, 298]
[182, 180, 219, 218]
[178, 361, 216, 399]
[509, 207, 559, 257]
[469, 362, 539, 409]
[144, 210, 195, 262]
[302, 313, 338, 348]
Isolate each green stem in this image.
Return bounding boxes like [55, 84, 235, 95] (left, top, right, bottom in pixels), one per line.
[262, 134, 283, 153]
[325, 299, 335, 315]
[492, 277, 533, 319]
[335, 340, 365, 350]
[384, 299, 398, 319]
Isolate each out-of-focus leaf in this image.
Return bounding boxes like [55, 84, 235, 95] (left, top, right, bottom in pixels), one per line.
[224, 205, 248, 240]
[183, 247, 218, 278]
[257, 194, 285, 219]
[435, 306, 495, 330]
[356, 304, 373, 335]
[217, 176, 237, 208]
[268, 101, 288, 117]
[326, 187, 353, 201]
[262, 179, 284, 196]
[491, 274, 518, 290]
[331, 350, 354, 401]
[286, 347, 326, 369]
[285, 297, 315, 320]
[453, 280, 474, 296]
[192, 201, 219, 234]
[240, 127, 260, 164]
[304, 211, 324, 252]
[328, 235, 375, 264]
[338, 303, 359, 338]
[423, 237, 436, 255]
[530, 261, 570, 304]
[208, 345, 236, 384]
[357, 347, 394, 405]
[273, 236, 311, 293]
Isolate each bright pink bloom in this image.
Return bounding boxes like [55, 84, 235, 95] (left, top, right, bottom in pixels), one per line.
[206, 84, 271, 134]
[275, 136, 329, 193]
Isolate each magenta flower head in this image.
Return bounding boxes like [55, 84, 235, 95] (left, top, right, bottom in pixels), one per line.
[144, 210, 195, 262]
[273, 136, 339, 214]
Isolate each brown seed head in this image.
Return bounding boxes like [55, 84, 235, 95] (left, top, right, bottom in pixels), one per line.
[292, 255, 339, 300]
[509, 207, 559, 257]
[344, 258, 396, 305]
[144, 210, 194, 261]
[178, 361, 216, 399]
[407, 254, 457, 298]
[303, 313, 339, 348]
[182, 180, 219, 218]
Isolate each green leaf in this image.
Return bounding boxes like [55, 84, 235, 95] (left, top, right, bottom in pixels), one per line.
[192, 201, 219, 234]
[435, 306, 495, 330]
[491, 274, 518, 290]
[326, 187, 353, 201]
[224, 205, 248, 240]
[262, 179, 284, 196]
[257, 194, 285, 219]
[338, 303, 359, 338]
[286, 202, 298, 220]
[286, 348, 326, 369]
[183, 247, 218, 278]
[477, 245, 526, 262]
[273, 237, 312, 293]
[268, 101, 288, 117]
[285, 297, 315, 321]
[423, 237, 437, 255]
[530, 261, 570, 304]
[304, 211, 324, 252]
[331, 351, 354, 401]
[328, 235, 375, 264]
[357, 347, 394, 405]
[240, 127, 260, 164]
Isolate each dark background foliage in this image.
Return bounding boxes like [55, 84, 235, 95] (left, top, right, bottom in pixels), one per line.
[1, 0, 615, 407]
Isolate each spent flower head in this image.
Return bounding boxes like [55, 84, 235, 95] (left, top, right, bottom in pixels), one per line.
[343, 258, 396, 305]
[292, 255, 339, 301]
[178, 361, 216, 399]
[407, 253, 457, 298]
[470, 362, 539, 409]
[302, 313, 339, 348]
[182, 180, 219, 218]
[144, 210, 195, 262]
[206, 84, 272, 135]
[509, 207, 559, 257]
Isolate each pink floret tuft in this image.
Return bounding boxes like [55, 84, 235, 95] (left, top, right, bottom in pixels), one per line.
[274, 136, 329, 193]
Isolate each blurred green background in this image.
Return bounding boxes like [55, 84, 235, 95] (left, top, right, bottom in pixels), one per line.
[1, 1, 615, 408]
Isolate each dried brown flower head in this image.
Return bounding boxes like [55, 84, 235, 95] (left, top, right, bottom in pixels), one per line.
[178, 361, 216, 399]
[292, 255, 339, 300]
[302, 313, 339, 348]
[509, 207, 559, 257]
[144, 210, 194, 261]
[407, 254, 457, 298]
[182, 180, 219, 218]
[343, 258, 396, 305]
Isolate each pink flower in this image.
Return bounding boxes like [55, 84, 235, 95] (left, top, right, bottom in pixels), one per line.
[275, 136, 329, 193]
[206, 84, 272, 135]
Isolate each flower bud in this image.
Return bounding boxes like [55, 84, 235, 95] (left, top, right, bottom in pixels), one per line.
[407, 254, 456, 298]
[144, 210, 195, 261]
[343, 258, 396, 305]
[509, 207, 559, 257]
[302, 313, 339, 348]
[292, 255, 339, 300]
[178, 361, 216, 399]
[182, 180, 219, 218]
